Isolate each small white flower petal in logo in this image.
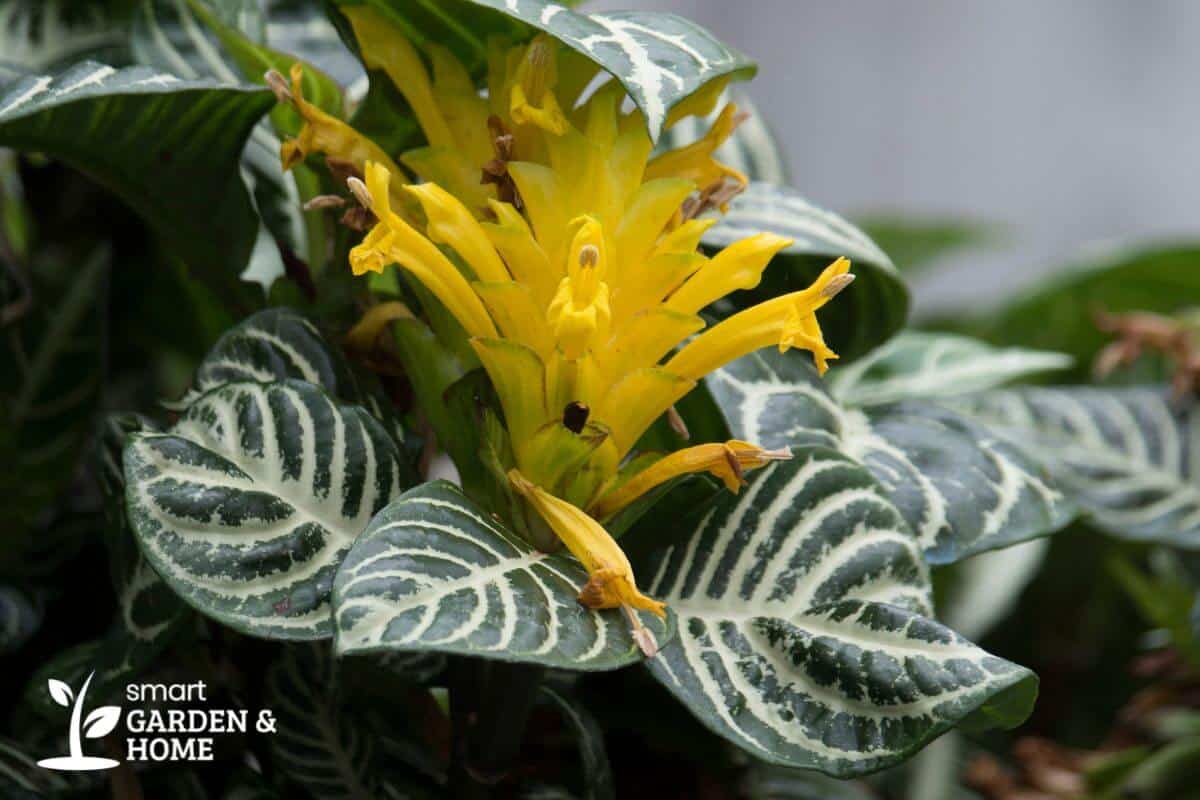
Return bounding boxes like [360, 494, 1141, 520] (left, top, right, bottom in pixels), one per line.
[37, 671, 121, 771]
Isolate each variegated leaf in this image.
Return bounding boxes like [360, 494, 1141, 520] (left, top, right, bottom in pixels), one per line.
[97, 414, 191, 652]
[828, 332, 1072, 408]
[645, 449, 1036, 775]
[0, 0, 131, 71]
[0, 61, 272, 292]
[953, 387, 1200, 546]
[704, 182, 907, 360]
[181, 307, 406, 447]
[710, 348, 1074, 563]
[0, 584, 41, 654]
[124, 379, 412, 639]
[340, 0, 755, 141]
[333, 481, 673, 670]
[184, 308, 357, 403]
[657, 86, 789, 184]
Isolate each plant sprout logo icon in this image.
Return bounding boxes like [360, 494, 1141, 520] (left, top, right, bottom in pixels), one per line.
[36, 671, 121, 771]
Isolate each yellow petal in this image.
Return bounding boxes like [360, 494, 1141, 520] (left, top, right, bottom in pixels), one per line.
[596, 307, 705, 386]
[665, 232, 793, 315]
[509, 35, 571, 136]
[481, 200, 559, 308]
[508, 470, 666, 618]
[470, 337, 549, 450]
[664, 75, 732, 129]
[473, 280, 554, 357]
[351, 163, 498, 340]
[405, 182, 511, 282]
[665, 257, 851, 380]
[343, 7, 454, 150]
[590, 440, 791, 519]
[400, 147, 493, 215]
[280, 63, 401, 179]
[595, 368, 696, 457]
[344, 301, 415, 352]
[614, 177, 697, 278]
[645, 102, 747, 189]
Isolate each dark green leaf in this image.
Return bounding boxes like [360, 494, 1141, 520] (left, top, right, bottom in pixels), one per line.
[0, 61, 273, 296]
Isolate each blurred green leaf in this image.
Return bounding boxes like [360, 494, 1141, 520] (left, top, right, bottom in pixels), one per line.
[858, 215, 1002, 275]
[951, 243, 1200, 380]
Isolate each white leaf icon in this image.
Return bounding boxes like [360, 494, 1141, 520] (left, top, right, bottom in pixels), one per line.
[47, 679, 73, 707]
[83, 706, 121, 739]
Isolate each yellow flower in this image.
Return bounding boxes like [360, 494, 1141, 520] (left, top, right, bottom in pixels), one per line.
[278, 13, 854, 641]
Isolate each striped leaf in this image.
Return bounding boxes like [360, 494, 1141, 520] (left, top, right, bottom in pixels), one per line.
[0, 584, 42, 654]
[704, 182, 908, 360]
[710, 348, 1075, 563]
[97, 414, 191, 652]
[645, 449, 1037, 775]
[333, 481, 673, 670]
[336, 0, 754, 141]
[953, 387, 1200, 546]
[185, 308, 359, 403]
[182, 307, 407, 448]
[828, 332, 1073, 407]
[0, 0, 131, 71]
[124, 379, 411, 639]
[0, 61, 273, 294]
[657, 86, 789, 184]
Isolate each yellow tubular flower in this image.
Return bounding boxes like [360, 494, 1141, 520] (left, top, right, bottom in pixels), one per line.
[591, 440, 793, 520]
[279, 64, 403, 180]
[510, 468, 665, 658]
[289, 28, 855, 638]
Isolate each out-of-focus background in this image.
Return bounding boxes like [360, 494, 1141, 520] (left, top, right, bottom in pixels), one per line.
[593, 0, 1200, 315]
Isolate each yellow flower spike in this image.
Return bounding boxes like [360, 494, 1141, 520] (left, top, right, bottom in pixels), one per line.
[665, 257, 853, 381]
[595, 368, 696, 457]
[665, 232, 795, 316]
[645, 102, 749, 190]
[508, 468, 666, 657]
[279, 63, 402, 178]
[546, 219, 612, 361]
[404, 182, 511, 283]
[350, 163, 498, 340]
[590, 440, 793, 520]
[510, 35, 570, 136]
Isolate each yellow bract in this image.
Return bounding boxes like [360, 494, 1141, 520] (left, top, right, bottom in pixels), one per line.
[279, 14, 854, 637]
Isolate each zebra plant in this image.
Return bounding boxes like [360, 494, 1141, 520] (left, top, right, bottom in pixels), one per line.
[3, 1, 1199, 798]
